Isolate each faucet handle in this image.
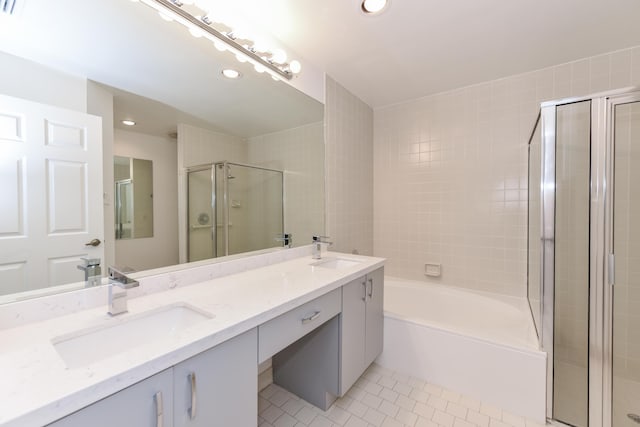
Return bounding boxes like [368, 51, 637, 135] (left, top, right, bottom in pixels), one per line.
[312, 235, 332, 243]
[276, 233, 293, 248]
[108, 266, 139, 289]
[78, 257, 101, 268]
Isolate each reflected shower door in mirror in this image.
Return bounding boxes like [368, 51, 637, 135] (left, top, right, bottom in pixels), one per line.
[187, 162, 284, 262]
[114, 156, 154, 240]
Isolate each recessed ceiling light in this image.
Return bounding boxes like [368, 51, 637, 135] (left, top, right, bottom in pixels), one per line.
[221, 69, 242, 79]
[361, 0, 389, 14]
[122, 120, 136, 126]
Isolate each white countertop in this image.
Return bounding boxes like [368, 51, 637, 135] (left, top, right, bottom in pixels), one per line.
[0, 252, 384, 427]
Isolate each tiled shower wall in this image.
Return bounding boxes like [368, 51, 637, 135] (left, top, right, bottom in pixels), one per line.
[373, 46, 640, 297]
[248, 122, 325, 249]
[325, 77, 374, 256]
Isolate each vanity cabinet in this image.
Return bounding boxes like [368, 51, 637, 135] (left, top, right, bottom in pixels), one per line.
[174, 328, 257, 427]
[339, 267, 384, 395]
[48, 329, 257, 427]
[48, 369, 174, 427]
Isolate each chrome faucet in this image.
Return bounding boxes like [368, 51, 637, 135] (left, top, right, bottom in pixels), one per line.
[77, 258, 101, 287]
[312, 235, 333, 260]
[107, 266, 139, 316]
[276, 233, 293, 248]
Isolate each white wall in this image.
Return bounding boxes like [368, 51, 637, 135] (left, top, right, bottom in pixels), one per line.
[325, 77, 374, 255]
[247, 122, 325, 247]
[113, 128, 178, 271]
[0, 51, 87, 112]
[86, 81, 115, 271]
[373, 46, 640, 297]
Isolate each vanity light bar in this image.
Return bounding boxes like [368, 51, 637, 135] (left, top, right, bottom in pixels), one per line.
[138, 0, 295, 81]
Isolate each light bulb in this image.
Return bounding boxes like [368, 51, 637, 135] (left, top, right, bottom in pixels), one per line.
[213, 41, 226, 51]
[271, 49, 287, 64]
[361, 0, 388, 14]
[221, 69, 241, 79]
[236, 53, 248, 63]
[254, 64, 266, 73]
[289, 60, 302, 74]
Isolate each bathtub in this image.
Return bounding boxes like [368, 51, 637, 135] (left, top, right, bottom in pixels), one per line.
[376, 277, 547, 422]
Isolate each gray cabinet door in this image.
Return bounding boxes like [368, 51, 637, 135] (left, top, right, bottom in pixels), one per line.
[174, 328, 257, 427]
[365, 267, 384, 366]
[340, 276, 367, 395]
[48, 369, 173, 427]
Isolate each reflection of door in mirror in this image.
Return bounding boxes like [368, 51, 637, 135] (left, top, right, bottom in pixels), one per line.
[114, 156, 153, 240]
[0, 94, 103, 297]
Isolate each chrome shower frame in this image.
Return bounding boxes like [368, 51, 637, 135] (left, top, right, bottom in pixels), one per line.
[537, 86, 640, 427]
[186, 161, 285, 260]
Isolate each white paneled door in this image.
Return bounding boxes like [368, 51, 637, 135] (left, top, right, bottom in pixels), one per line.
[0, 94, 103, 296]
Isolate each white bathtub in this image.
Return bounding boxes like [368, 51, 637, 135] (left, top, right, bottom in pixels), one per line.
[376, 277, 547, 422]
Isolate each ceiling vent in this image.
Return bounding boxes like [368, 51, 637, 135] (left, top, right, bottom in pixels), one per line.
[1, 0, 20, 16]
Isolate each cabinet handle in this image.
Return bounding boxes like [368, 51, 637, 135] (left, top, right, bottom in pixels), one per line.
[154, 391, 164, 427]
[368, 278, 374, 299]
[301, 310, 321, 324]
[189, 372, 197, 420]
[362, 280, 367, 301]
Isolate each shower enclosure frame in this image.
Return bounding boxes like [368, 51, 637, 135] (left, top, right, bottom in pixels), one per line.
[537, 87, 640, 427]
[186, 160, 285, 261]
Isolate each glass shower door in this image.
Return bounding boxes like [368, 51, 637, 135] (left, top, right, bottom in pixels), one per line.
[552, 101, 592, 427]
[215, 162, 284, 256]
[612, 99, 640, 427]
[187, 167, 215, 262]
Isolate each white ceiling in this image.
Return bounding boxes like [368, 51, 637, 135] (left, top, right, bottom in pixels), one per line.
[227, 0, 640, 107]
[2, 0, 640, 120]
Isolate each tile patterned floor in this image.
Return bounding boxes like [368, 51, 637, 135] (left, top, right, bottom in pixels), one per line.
[258, 363, 547, 427]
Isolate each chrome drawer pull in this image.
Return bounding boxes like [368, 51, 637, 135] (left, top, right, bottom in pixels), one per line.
[301, 310, 321, 324]
[368, 278, 374, 299]
[189, 372, 197, 420]
[362, 280, 367, 301]
[154, 391, 164, 427]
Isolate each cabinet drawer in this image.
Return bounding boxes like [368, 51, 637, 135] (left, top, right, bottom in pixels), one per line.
[258, 288, 341, 363]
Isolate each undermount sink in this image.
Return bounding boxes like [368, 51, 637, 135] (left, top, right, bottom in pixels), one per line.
[311, 257, 362, 270]
[52, 303, 213, 368]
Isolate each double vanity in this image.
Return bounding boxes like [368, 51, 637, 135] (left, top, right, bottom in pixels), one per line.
[0, 247, 384, 427]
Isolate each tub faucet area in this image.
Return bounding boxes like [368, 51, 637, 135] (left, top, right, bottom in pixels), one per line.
[107, 266, 139, 316]
[312, 235, 332, 259]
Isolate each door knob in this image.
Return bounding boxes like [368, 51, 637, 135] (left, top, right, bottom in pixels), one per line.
[85, 238, 101, 247]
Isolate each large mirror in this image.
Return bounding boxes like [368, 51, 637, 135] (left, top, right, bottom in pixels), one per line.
[0, 0, 325, 304]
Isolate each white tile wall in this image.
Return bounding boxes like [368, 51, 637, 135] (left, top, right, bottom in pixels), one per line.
[325, 77, 374, 256]
[248, 122, 325, 247]
[373, 45, 640, 297]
